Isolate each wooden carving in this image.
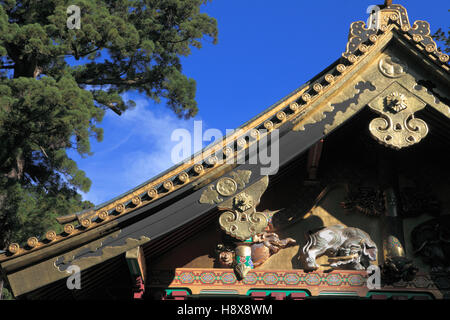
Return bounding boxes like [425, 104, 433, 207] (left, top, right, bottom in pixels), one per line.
[368, 82, 428, 150]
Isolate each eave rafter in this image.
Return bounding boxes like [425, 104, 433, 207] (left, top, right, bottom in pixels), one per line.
[1, 3, 449, 262]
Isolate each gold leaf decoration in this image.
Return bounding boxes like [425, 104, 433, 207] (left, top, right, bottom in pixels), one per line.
[27, 237, 39, 248]
[218, 210, 267, 241]
[64, 224, 75, 234]
[216, 177, 238, 197]
[8, 243, 19, 254]
[199, 185, 222, 205]
[368, 82, 428, 150]
[229, 170, 252, 189]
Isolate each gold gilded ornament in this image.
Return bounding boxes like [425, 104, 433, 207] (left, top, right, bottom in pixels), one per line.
[163, 180, 173, 191]
[217, 176, 269, 241]
[115, 203, 125, 213]
[64, 224, 75, 234]
[347, 54, 357, 64]
[46, 230, 57, 241]
[264, 120, 274, 131]
[223, 146, 233, 158]
[276, 111, 286, 121]
[193, 164, 204, 174]
[229, 170, 252, 189]
[336, 64, 346, 73]
[98, 211, 108, 220]
[147, 188, 158, 199]
[199, 171, 251, 204]
[369, 34, 378, 43]
[131, 196, 142, 206]
[81, 218, 91, 228]
[8, 243, 19, 254]
[368, 82, 428, 150]
[206, 155, 219, 166]
[324, 74, 334, 84]
[233, 192, 253, 212]
[178, 172, 189, 183]
[250, 129, 260, 139]
[386, 92, 408, 112]
[401, 25, 410, 32]
[289, 102, 299, 112]
[27, 237, 39, 248]
[378, 56, 408, 78]
[439, 54, 449, 63]
[358, 44, 368, 53]
[199, 185, 222, 205]
[313, 83, 323, 93]
[425, 44, 436, 53]
[219, 209, 267, 241]
[413, 34, 422, 42]
[301, 93, 311, 102]
[216, 177, 238, 197]
[237, 138, 247, 149]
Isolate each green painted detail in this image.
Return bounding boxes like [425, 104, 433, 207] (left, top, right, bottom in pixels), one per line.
[246, 289, 310, 297]
[236, 254, 254, 268]
[126, 260, 140, 277]
[366, 291, 433, 299]
[165, 288, 191, 296]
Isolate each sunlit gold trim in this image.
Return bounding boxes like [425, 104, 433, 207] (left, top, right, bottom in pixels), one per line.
[4, 4, 449, 261]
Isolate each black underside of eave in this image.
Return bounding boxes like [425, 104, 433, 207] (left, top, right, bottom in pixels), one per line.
[21, 105, 450, 299]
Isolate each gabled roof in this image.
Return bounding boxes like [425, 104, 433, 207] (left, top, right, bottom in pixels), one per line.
[1, 3, 449, 298]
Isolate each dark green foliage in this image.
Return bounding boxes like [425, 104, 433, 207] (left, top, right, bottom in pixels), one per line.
[0, 0, 217, 249]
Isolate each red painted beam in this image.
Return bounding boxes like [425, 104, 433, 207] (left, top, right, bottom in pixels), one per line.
[250, 292, 267, 300]
[270, 292, 286, 300]
[289, 292, 307, 300]
[170, 291, 188, 300]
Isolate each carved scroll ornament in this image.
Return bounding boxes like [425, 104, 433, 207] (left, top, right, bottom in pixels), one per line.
[368, 82, 428, 150]
[378, 57, 408, 78]
[219, 209, 268, 241]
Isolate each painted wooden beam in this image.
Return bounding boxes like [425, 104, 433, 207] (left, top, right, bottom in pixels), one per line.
[125, 246, 146, 299]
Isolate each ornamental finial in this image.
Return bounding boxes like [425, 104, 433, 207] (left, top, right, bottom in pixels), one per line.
[385, 0, 393, 6]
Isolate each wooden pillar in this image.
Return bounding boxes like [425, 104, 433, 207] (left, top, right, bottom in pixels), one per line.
[125, 246, 147, 300]
[305, 140, 323, 184]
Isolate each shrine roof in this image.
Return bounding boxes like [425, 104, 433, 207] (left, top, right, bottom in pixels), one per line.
[1, 4, 449, 298]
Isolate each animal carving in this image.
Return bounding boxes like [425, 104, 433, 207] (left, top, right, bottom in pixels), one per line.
[301, 225, 377, 271]
[411, 215, 450, 272]
[251, 232, 296, 267]
[215, 232, 296, 268]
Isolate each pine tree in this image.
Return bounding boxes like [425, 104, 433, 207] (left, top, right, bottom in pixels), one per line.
[0, 0, 218, 249]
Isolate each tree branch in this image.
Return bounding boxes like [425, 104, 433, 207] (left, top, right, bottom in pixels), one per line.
[78, 77, 145, 86]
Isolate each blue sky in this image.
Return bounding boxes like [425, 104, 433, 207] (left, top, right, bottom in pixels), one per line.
[67, 0, 449, 206]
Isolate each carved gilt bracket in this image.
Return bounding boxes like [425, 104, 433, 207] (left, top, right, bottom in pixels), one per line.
[199, 170, 252, 205]
[368, 81, 428, 150]
[218, 176, 269, 241]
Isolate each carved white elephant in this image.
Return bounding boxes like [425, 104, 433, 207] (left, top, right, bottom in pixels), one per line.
[302, 225, 377, 271]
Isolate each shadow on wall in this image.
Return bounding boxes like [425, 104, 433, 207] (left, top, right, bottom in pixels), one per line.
[258, 184, 382, 271]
